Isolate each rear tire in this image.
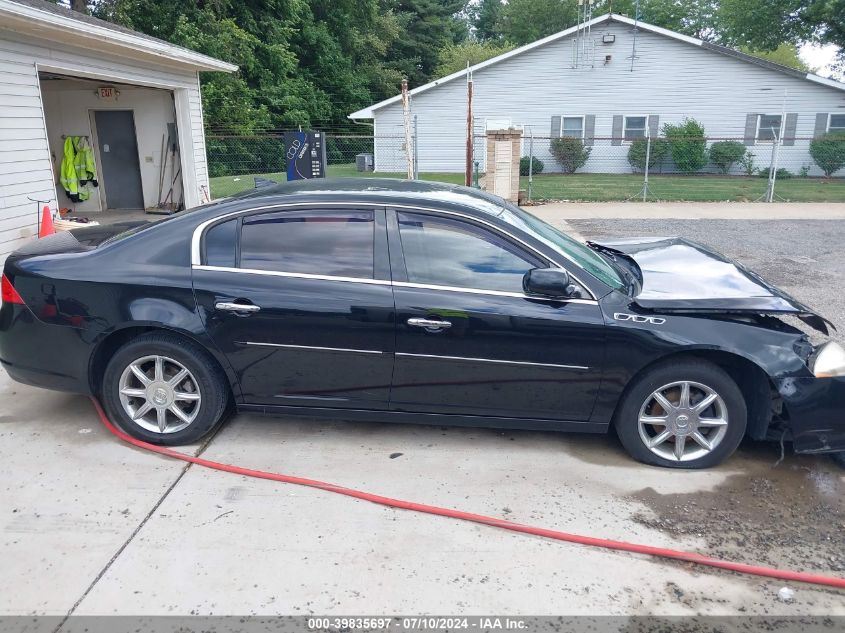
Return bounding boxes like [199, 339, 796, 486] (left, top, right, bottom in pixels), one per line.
[102, 332, 230, 445]
[614, 359, 747, 469]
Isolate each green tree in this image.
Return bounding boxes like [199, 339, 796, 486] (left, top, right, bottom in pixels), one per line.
[497, 0, 577, 45]
[720, 0, 845, 70]
[595, 0, 720, 40]
[93, 0, 407, 130]
[469, 0, 504, 41]
[383, 0, 469, 87]
[739, 44, 813, 72]
[434, 40, 515, 77]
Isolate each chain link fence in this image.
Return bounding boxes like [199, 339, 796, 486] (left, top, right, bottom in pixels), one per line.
[205, 128, 845, 203]
[516, 133, 845, 203]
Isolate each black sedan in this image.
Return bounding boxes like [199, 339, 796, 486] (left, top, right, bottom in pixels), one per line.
[1, 179, 844, 469]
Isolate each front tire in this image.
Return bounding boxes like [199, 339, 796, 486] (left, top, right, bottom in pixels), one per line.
[614, 360, 747, 469]
[102, 332, 230, 445]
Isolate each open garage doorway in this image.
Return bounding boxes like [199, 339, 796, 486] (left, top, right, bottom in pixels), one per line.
[39, 72, 185, 215]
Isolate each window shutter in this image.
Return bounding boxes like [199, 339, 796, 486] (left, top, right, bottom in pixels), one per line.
[611, 115, 623, 146]
[814, 113, 829, 138]
[648, 115, 660, 138]
[782, 113, 798, 146]
[550, 116, 561, 139]
[584, 115, 596, 146]
[744, 113, 758, 146]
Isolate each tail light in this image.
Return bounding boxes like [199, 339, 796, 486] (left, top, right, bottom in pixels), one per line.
[1, 274, 25, 305]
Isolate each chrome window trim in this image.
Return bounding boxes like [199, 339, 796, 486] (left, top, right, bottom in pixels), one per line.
[193, 265, 391, 286]
[189, 201, 598, 301]
[396, 352, 589, 371]
[393, 281, 598, 305]
[193, 264, 598, 305]
[237, 342, 384, 355]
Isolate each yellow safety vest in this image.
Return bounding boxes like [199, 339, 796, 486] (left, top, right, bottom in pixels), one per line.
[60, 137, 79, 201]
[61, 136, 98, 203]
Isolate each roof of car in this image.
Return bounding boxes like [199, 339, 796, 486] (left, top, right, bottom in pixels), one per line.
[227, 178, 511, 216]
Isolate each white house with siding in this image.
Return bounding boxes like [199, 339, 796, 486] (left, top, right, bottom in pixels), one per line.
[0, 0, 236, 263]
[349, 13, 845, 176]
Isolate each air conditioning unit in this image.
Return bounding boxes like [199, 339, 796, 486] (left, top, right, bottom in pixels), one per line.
[356, 153, 374, 172]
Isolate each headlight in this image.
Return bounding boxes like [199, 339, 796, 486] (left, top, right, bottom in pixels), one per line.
[812, 341, 845, 378]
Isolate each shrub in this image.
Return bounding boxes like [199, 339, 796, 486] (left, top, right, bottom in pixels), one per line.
[520, 156, 544, 176]
[550, 137, 591, 174]
[809, 132, 845, 177]
[757, 167, 793, 179]
[739, 151, 757, 176]
[662, 118, 708, 174]
[627, 137, 670, 172]
[708, 141, 747, 174]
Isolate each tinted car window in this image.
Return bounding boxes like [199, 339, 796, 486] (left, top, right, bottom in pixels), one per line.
[397, 212, 541, 293]
[240, 210, 374, 278]
[204, 218, 237, 267]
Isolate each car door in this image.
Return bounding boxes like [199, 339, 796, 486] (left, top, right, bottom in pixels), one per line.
[192, 205, 395, 409]
[388, 208, 606, 422]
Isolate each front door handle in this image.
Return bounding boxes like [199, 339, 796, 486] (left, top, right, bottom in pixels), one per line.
[407, 317, 452, 331]
[215, 301, 261, 314]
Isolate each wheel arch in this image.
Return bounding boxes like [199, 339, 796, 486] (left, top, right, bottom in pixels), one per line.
[614, 348, 777, 441]
[88, 324, 240, 402]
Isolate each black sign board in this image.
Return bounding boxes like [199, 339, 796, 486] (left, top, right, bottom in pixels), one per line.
[284, 131, 327, 180]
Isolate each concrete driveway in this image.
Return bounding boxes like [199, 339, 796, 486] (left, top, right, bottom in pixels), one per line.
[1, 205, 844, 619]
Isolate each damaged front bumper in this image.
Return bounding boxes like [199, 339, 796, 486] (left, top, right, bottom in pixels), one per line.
[775, 375, 845, 454]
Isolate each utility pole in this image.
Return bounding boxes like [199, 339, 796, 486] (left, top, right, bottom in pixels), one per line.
[413, 115, 419, 180]
[401, 79, 414, 180]
[465, 65, 474, 187]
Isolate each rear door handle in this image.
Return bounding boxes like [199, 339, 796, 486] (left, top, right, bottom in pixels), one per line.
[215, 301, 261, 314]
[407, 317, 452, 331]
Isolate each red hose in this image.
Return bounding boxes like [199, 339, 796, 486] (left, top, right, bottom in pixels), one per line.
[90, 398, 845, 590]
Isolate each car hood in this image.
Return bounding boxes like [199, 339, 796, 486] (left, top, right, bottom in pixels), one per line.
[588, 237, 833, 334]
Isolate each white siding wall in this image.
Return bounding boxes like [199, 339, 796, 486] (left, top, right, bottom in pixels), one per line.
[373, 21, 845, 174]
[0, 29, 210, 263]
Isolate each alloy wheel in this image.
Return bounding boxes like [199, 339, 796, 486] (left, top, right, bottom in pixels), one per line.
[637, 380, 729, 462]
[118, 355, 201, 434]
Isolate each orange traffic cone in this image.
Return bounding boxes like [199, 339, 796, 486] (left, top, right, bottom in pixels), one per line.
[39, 205, 55, 238]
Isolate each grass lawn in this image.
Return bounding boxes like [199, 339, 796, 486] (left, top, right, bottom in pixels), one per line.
[209, 164, 845, 202]
[523, 173, 845, 202]
[209, 163, 465, 198]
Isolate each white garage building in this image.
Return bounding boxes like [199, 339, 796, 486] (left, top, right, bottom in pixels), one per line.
[0, 0, 237, 262]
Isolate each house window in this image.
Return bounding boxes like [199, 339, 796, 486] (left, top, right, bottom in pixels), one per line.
[829, 114, 845, 133]
[756, 114, 782, 143]
[624, 116, 648, 141]
[560, 116, 585, 138]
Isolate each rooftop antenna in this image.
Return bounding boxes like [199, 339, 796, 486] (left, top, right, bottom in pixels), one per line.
[629, 0, 641, 71]
[572, 0, 595, 69]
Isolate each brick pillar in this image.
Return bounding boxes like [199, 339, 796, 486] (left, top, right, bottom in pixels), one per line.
[485, 128, 522, 203]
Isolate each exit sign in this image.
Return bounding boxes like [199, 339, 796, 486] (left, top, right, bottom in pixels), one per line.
[97, 86, 118, 101]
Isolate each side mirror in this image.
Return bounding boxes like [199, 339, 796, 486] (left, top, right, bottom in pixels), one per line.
[523, 268, 583, 299]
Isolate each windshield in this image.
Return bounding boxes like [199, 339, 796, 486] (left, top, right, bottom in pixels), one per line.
[495, 203, 626, 292]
